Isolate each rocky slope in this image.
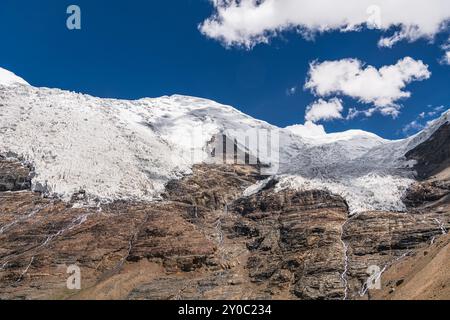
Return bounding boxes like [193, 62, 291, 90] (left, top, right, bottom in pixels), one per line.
[406, 122, 450, 179]
[0, 158, 448, 300]
[372, 234, 450, 300]
[367, 123, 450, 300]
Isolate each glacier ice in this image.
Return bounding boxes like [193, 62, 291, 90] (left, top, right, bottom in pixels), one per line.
[0, 70, 449, 213]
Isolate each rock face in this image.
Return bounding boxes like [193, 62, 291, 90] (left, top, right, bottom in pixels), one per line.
[403, 180, 450, 208]
[162, 164, 263, 210]
[372, 233, 450, 300]
[0, 157, 449, 300]
[231, 188, 349, 300]
[406, 123, 450, 180]
[0, 157, 31, 191]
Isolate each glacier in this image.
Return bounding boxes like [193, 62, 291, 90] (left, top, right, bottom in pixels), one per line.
[0, 67, 449, 213]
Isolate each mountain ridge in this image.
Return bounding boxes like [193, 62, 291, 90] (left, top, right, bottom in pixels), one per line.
[0, 69, 448, 214]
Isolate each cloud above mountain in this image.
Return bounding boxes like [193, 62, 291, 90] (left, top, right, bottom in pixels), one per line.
[200, 0, 450, 48]
[444, 51, 450, 65]
[402, 105, 448, 135]
[304, 57, 431, 117]
[442, 39, 450, 65]
[305, 98, 344, 122]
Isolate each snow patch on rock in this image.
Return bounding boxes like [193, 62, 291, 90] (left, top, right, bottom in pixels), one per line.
[275, 174, 414, 215]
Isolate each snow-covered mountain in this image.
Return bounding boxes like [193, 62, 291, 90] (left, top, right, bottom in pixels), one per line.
[0, 68, 449, 213]
[0, 68, 29, 86]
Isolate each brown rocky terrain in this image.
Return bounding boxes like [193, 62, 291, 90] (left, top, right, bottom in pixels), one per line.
[369, 121, 450, 300]
[0, 118, 449, 300]
[0, 158, 448, 300]
[372, 233, 450, 300]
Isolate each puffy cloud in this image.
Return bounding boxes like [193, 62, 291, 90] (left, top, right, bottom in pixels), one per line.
[285, 120, 327, 138]
[305, 98, 344, 122]
[377, 25, 425, 48]
[304, 57, 431, 117]
[200, 0, 450, 48]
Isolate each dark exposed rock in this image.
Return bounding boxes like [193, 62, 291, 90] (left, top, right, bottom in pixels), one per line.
[406, 123, 450, 179]
[0, 158, 31, 192]
[162, 164, 262, 210]
[230, 187, 349, 299]
[403, 180, 450, 208]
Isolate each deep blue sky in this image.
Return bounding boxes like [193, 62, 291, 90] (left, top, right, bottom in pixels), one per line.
[0, 0, 448, 139]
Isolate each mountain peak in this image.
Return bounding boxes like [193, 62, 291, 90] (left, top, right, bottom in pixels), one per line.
[0, 67, 29, 86]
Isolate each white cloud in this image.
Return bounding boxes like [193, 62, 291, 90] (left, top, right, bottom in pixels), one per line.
[304, 57, 431, 117]
[286, 86, 297, 96]
[440, 39, 450, 64]
[200, 0, 450, 48]
[402, 120, 425, 135]
[285, 120, 327, 138]
[346, 107, 376, 120]
[444, 51, 450, 64]
[434, 105, 446, 112]
[377, 25, 424, 48]
[426, 105, 446, 117]
[402, 105, 448, 136]
[442, 44, 450, 64]
[305, 98, 344, 122]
